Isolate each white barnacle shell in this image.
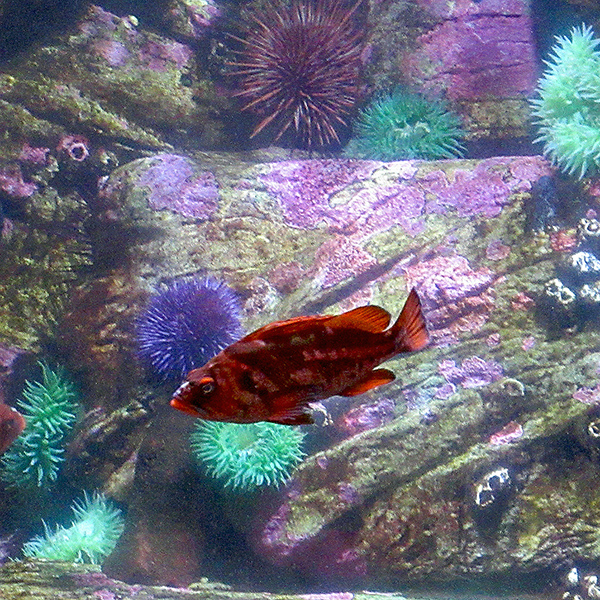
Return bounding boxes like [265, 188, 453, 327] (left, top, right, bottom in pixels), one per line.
[566, 566, 579, 588]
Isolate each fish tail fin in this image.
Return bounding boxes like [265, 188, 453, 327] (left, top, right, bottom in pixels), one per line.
[391, 288, 429, 353]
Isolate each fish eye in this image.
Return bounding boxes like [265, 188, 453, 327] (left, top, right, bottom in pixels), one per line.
[199, 376, 215, 395]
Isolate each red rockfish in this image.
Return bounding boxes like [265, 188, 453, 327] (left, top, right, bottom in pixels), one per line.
[0, 404, 26, 455]
[171, 289, 428, 425]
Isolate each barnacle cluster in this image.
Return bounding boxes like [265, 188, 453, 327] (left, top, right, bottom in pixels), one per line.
[541, 217, 600, 327]
[473, 467, 511, 511]
[563, 567, 600, 600]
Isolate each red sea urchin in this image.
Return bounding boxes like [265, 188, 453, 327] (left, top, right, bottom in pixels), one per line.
[231, 0, 365, 149]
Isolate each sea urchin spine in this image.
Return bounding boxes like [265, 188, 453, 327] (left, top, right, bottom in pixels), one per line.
[136, 277, 244, 383]
[231, 0, 365, 149]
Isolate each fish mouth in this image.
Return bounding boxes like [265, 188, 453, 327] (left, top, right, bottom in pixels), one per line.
[170, 396, 203, 417]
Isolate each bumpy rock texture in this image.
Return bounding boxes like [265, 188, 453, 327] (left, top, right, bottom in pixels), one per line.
[37, 148, 599, 589]
[364, 0, 537, 145]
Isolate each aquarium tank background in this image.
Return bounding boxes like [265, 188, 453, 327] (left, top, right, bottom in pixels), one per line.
[2, 1, 600, 599]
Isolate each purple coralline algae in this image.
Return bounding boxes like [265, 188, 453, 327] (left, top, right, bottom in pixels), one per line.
[82, 7, 193, 73]
[19, 144, 50, 165]
[404, 0, 535, 101]
[403, 254, 496, 345]
[438, 356, 504, 389]
[336, 398, 396, 437]
[260, 157, 543, 242]
[259, 160, 380, 230]
[421, 163, 512, 218]
[574, 384, 600, 405]
[138, 154, 219, 219]
[486, 239, 511, 261]
[489, 420, 523, 445]
[0, 165, 37, 199]
[309, 236, 377, 288]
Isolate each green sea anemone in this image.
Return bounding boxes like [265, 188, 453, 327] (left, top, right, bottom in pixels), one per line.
[190, 421, 305, 491]
[530, 25, 600, 178]
[22, 492, 124, 564]
[1, 362, 78, 489]
[344, 88, 465, 161]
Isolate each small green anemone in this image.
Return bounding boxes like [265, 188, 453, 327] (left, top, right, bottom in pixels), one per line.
[22, 492, 124, 564]
[1, 362, 78, 489]
[344, 88, 465, 161]
[190, 421, 305, 491]
[530, 25, 600, 178]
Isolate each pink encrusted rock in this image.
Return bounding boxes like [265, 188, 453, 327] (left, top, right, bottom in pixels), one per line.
[0, 164, 37, 199]
[489, 420, 523, 445]
[404, 11, 536, 101]
[403, 254, 496, 345]
[574, 384, 600, 405]
[438, 356, 504, 389]
[365, 0, 536, 141]
[421, 162, 513, 218]
[309, 236, 377, 288]
[259, 159, 380, 230]
[486, 239, 511, 261]
[136, 153, 219, 219]
[335, 398, 396, 437]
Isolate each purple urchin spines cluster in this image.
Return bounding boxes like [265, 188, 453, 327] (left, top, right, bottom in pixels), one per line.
[136, 277, 244, 382]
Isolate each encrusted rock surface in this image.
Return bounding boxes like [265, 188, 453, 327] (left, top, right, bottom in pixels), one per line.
[34, 148, 600, 588]
[364, 0, 536, 145]
[0, 4, 231, 159]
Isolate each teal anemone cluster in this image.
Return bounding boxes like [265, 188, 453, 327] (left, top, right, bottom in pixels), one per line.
[1, 362, 78, 490]
[530, 25, 600, 178]
[190, 421, 305, 491]
[344, 88, 465, 161]
[22, 492, 124, 564]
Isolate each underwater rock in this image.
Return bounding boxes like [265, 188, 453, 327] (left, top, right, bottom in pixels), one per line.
[10, 145, 600, 588]
[364, 0, 536, 145]
[103, 408, 206, 586]
[0, 4, 231, 156]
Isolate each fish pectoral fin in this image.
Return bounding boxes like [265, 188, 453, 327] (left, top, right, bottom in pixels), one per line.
[268, 404, 314, 426]
[267, 393, 315, 426]
[339, 368, 395, 396]
[327, 305, 391, 333]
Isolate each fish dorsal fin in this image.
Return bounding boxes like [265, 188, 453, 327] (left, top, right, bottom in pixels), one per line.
[327, 305, 391, 333]
[241, 315, 330, 343]
[339, 368, 396, 396]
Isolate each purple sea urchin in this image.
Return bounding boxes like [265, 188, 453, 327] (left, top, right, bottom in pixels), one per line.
[136, 277, 244, 382]
[231, 0, 365, 149]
